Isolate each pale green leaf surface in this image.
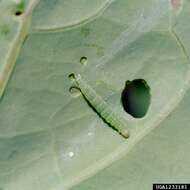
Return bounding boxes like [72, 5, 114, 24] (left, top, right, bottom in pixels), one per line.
[30, 0, 114, 32]
[0, 0, 39, 97]
[71, 86, 190, 190]
[0, 0, 190, 190]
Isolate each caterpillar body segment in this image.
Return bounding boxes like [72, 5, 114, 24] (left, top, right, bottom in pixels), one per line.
[73, 74, 129, 138]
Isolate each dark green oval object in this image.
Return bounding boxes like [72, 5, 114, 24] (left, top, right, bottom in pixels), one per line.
[121, 79, 151, 118]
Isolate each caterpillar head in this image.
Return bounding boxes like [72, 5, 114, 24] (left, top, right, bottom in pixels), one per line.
[75, 74, 81, 81]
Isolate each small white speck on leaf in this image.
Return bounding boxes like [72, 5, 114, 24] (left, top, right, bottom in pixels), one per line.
[68, 152, 74, 157]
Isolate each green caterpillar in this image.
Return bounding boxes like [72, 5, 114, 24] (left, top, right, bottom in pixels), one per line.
[69, 73, 129, 138]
